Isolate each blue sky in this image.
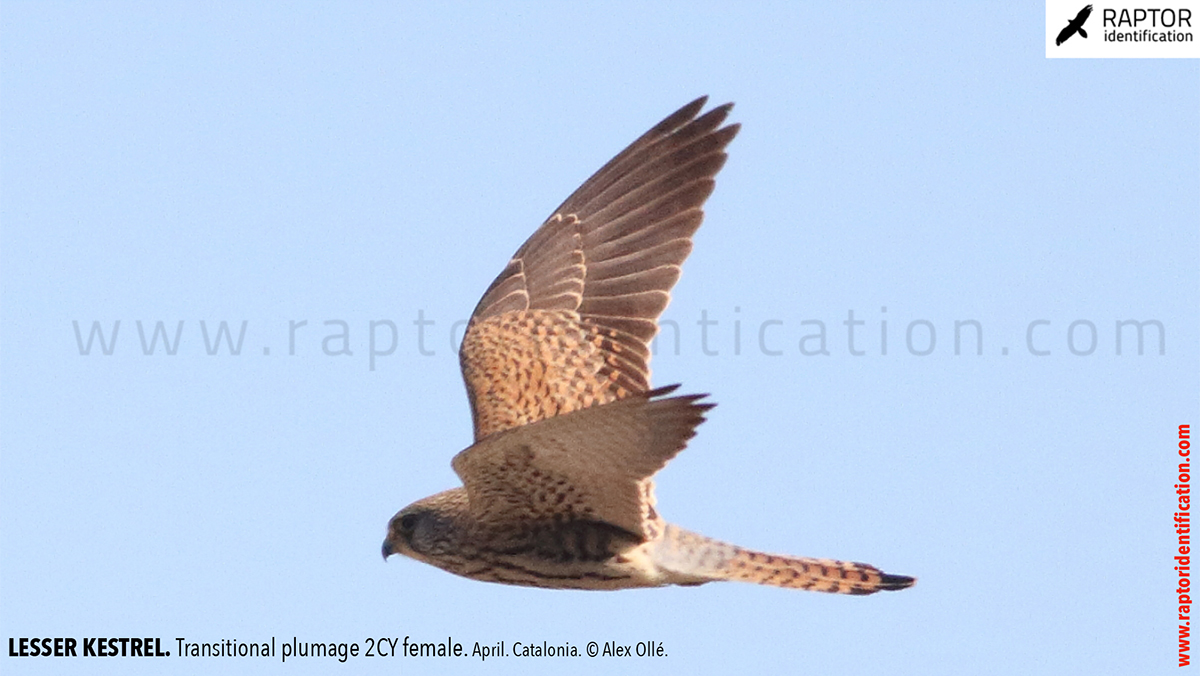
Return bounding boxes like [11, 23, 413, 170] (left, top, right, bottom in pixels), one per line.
[2, 2, 1197, 675]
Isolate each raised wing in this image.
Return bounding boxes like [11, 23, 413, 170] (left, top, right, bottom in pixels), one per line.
[459, 97, 738, 441]
[451, 386, 712, 540]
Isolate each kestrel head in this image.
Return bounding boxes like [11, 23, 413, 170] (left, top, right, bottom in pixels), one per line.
[381, 489, 466, 562]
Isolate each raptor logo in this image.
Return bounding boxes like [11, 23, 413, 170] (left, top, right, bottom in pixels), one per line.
[1057, 4, 1094, 45]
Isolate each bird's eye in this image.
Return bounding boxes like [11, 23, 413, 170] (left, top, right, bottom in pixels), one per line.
[398, 513, 419, 533]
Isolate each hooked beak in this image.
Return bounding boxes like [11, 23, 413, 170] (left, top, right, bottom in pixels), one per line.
[381, 539, 394, 561]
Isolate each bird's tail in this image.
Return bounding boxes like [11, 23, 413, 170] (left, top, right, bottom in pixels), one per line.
[651, 525, 915, 595]
[1079, 28, 1088, 38]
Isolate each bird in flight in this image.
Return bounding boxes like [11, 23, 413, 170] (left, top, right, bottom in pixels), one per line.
[382, 97, 916, 595]
[1056, 4, 1093, 45]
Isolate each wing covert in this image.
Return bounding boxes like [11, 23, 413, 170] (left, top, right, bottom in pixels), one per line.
[450, 387, 713, 540]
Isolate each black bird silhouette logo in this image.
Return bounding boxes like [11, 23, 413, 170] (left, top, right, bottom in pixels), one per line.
[1056, 4, 1093, 45]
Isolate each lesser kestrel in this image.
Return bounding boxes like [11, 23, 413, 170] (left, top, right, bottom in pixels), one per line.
[382, 97, 915, 595]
